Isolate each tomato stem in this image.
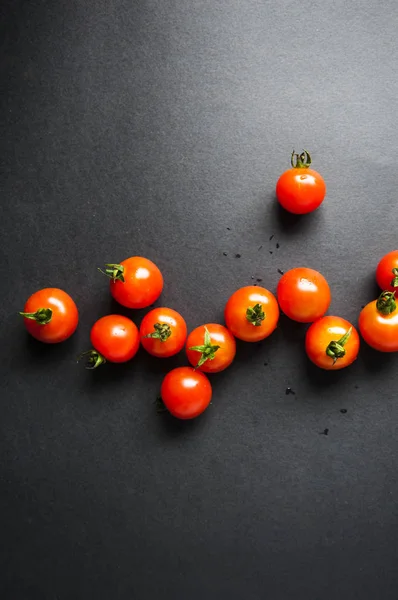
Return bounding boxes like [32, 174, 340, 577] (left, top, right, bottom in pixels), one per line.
[325, 327, 352, 365]
[391, 268, 398, 288]
[189, 326, 220, 368]
[98, 263, 125, 283]
[246, 303, 265, 327]
[144, 323, 171, 342]
[78, 350, 106, 369]
[376, 291, 396, 315]
[291, 149, 312, 169]
[19, 308, 52, 325]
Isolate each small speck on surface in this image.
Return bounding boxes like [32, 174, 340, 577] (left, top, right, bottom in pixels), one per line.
[269, 250, 273, 255]
[276, 242, 280, 249]
[277, 269, 284, 275]
[256, 278, 262, 282]
[251, 275, 254, 279]
[258, 245, 263, 251]
[340, 409, 347, 414]
[321, 428, 329, 436]
[235, 253, 241, 258]
[226, 227, 231, 230]
[223, 252, 228, 256]
[354, 385, 359, 389]
[264, 362, 268, 366]
[285, 387, 295, 395]
[269, 234, 274, 241]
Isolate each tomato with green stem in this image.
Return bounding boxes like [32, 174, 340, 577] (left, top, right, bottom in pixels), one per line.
[376, 250, 398, 292]
[224, 286, 279, 342]
[160, 367, 212, 419]
[186, 324, 236, 373]
[20, 288, 78, 343]
[99, 256, 163, 309]
[277, 267, 331, 323]
[276, 150, 326, 214]
[140, 307, 187, 357]
[80, 315, 140, 368]
[305, 316, 359, 370]
[359, 291, 398, 352]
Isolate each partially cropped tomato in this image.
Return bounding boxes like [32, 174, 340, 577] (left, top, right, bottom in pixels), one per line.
[20, 288, 78, 343]
[186, 324, 236, 373]
[376, 250, 398, 292]
[277, 267, 331, 323]
[80, 314, 140, 368]
[359, 291, 398, 352]
[161, 367, 212, 419]
[305, 316, 359, 370]
[224, 286, 279, 342]
[140, 307, 187, 357]
[276, 150, 326, 214]
[100, 256, 163, 309]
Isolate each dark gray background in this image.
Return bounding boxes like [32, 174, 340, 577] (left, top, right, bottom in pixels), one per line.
[1, 1, 398, 598]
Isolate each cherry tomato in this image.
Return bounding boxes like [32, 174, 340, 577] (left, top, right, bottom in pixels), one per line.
[186, 324, 236, 373]
[376, 250, 398, 292]
[277, 267, 331, 323]
[161, 367, 212, 419]
[276, 150, 326, 214]
[359, 291, 398, 352]
[305, 316, 359, 370]
[20, 288, 78, 343]
[224, 286, 279, 342]
[80, 315, 140, 368]
[140, 307, 187, 358]
[100, 256, 163, 309]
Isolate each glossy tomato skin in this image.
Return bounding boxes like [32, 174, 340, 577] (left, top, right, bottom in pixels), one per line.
[21, 288, 78, 343]
[376, 250, 398, 292]
[140, 307, 187, 357]
[110, 257, 163, 309]
[186, 323, 236, 373]
[359, 301, 398, 352]
[161, 367, 212, 419]
[276, 168, 326, 214]
[277, 267, 331, 323]
[305, 316, 359, 370]
[224, 286, 279, 342]
[90, 315, 140, 362]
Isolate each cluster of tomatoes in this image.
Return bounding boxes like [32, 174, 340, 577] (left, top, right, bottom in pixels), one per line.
[19, 152, 398, 420]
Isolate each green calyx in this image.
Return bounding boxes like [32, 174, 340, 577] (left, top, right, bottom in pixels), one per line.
[19, 307, 52, 325]
[144, 323, 171, 342]
[390, 268, 398, 288]
[98, 263, 125, 283]
[376, 291, 396, 315]
[291, 149, 312, 169]
[189, 326, 220, 368]
[78, 350, 106, 370]
[326, 327, 352, 365]
[246, 303, 265, 327]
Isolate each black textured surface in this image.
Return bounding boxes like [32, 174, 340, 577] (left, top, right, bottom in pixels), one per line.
[1, 1, 398, 598]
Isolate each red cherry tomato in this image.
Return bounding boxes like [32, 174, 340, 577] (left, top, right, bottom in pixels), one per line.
[161, 367, 212, 419]
[186, 324, 236, 373]
[277, 267, 331, 323]
[276, 150, 326, 214]
[20, 288, 78, 343]
[359, 292, 398, 352]
[140, 307, 187, 358]
[81, 315, 140, 368]
[305, 316, 360, 370]
[376, 250, 398, 292]
[100, 257, 163, 309]
[224, 286, 279, 342]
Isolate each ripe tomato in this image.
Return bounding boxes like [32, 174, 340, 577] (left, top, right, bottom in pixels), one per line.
[376, 250, 398, 292]
[224, 285, 279, 342]
[305, 316, 359, 370]
[359, 291, 398, 352]
[20, 288, 78, 343]
[81, 315, 140, 368]
[161, 367, 212, 419]
[186, 324, 236, 373]
[277, 267, 331, 323]
[276, 150, 326, 214]
[140, 307, 187, 357]
[100, 256, 163, 309]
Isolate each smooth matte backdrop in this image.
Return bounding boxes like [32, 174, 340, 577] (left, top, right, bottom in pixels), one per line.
[1, 1, 398, 598]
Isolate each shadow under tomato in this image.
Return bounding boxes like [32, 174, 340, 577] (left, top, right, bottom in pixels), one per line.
[154, 402, 210, 440]
[22, 332, 79, 367]
[264, 194, 323, 237]
[358, 341, 396, 373]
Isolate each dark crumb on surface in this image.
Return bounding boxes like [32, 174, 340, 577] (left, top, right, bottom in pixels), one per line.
[285, 387, 295, 395]
[277, 268, 284, 275]
[321, 428, 329, 436]
[269, 250, 273, 254]
[264, 362, 268, 366]
[253, 283, 257, 286]
[276, 242, 280, 249]
[226, 227, 231, 230]
[269, 234, 274, 241]
[235, 253, 241, 258]
[361, 305, 365, 309]
[223, 252, 228, 256]
[258, 245, 263, 251]
[340, 409, 348, 414]
[354, 385, 359, 389]
[256, 278, 263, 282]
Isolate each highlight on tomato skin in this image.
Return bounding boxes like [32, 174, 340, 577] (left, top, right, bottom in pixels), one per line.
[224, 285, 279, 342]
[160, 367, 212, 419]
[186, 323, 236, 373]
[359, 291, 398, 352]
[20, 288, 79, 344]
[276, 150, 326, 215]
[277, 267, 331, 323]
[305, 316, 360, 370]
[140, 307, 187, 358]
[375, 250, 398, 293]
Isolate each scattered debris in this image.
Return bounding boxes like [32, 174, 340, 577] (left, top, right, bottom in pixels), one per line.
[256, 278, 262, 282]
[264, 362, 268, 366]
[340, 409, 347, 414]
[277, 269, 284, 275]
[269, 250, 273, 255]
[235, 253, 241, 258]
[223, 252, 228, 256]
[226, 227, 231, 230]
[269, 234, 274, 241]
[321, 428, 329, 436]
[285, 387, 295, 395]
[276, 242, 280, 249]
[258, 245, 263, 251]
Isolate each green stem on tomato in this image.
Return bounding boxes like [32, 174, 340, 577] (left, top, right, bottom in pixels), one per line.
[291, 149, 312, 169]
[390, 268, 398, 288]
[98, 263, 125, 283]
[246, 303, 265, 327]
[376, 291, 396, 315]
[144, 323, 171, 342]
[189, 326, 220, 368]
[326, 327, 352, 365]
[78, 350, 106, 369]
[19, 308, 52, 325]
